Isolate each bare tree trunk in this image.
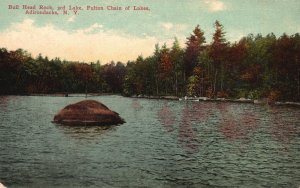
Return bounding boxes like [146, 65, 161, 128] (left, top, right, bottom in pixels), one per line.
[183, 68, 186, 83]
[202, 71, 204, 97]
[155, 76, 159, 96]
[175, 72, 178, 96]
[85, 80, 87, 98]
[298, 69, 300, 97]
[183, 71, 187, 95]
[213, 70, 218, 97]
[220, 65, 224, 91]
[165, 81, 167, 95]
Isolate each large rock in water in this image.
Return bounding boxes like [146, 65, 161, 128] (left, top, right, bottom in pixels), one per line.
[53, 100, 125, 126]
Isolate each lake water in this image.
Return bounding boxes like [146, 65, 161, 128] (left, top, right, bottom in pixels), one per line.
[0, 95, 299, 187]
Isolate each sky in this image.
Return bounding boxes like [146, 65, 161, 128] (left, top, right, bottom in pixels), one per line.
[0, 0, 299, 64]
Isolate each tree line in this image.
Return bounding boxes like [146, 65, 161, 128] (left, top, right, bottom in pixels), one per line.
[0, 50, 126, 95]
[1, 20, 299, 101]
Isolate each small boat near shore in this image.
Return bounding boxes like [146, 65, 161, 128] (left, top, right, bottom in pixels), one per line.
[131, 94, 300, 107]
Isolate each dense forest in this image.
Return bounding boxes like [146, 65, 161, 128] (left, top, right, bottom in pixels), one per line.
[1, 21, 300, 101]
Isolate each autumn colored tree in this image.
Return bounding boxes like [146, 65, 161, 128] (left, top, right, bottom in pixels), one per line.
[1, 22, 299, 102]
[170, 38, 184, 96]
[272, 33, 300, 101]
[158, 44, 173, 94]
[209, 20, 229, 97]
[184, 25, 206, 83]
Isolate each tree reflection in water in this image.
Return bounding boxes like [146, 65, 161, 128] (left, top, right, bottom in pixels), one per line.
[158, 102, 211, 154]
[158, 99, 299, 154]
[178, 103, 202, 154]
[269, 107, 299, 145]
[0, 96, 17, 111]
[158, 101, 260, 153]
[131, 98, 142, 111]
[217, 103, 258, 141]
[158, 102, 175, 132]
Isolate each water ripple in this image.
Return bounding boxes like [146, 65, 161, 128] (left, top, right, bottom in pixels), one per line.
[0, 96, 299, 187]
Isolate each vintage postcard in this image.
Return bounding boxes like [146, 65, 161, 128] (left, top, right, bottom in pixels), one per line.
[0, 0, 299, 187]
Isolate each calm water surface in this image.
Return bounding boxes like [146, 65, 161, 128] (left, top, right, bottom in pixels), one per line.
[0, 95, 299, 187]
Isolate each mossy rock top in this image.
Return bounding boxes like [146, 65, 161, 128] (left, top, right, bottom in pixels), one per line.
[53, 100, 125, 126]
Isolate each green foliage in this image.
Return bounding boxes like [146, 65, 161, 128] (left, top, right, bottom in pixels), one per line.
[0, 50, 126, 95]
[236, 89, 262, 100]
[184, 25, 206, 80]
[187, 75, 198, 97]
[1, 21, 299, 102]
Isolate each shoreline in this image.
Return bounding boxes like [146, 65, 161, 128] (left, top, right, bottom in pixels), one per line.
[131, 95, 300, 107]
[1, 93, 300, 107]
[0, 93, 117, 97]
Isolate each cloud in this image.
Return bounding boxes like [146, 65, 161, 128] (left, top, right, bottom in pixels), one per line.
[67, 15, 76, 22]
[204, 0, 226, 12]
[160, 22, 188, 32]
[0, 19, 159, 63]
[77, 23, 103, 34]
[158, 22, 188, 47]
[161, 22, 174, 30]
[226, 30, 245, 42]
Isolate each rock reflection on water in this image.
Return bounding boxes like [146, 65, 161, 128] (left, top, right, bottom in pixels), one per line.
[56, 124, 118, 140]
